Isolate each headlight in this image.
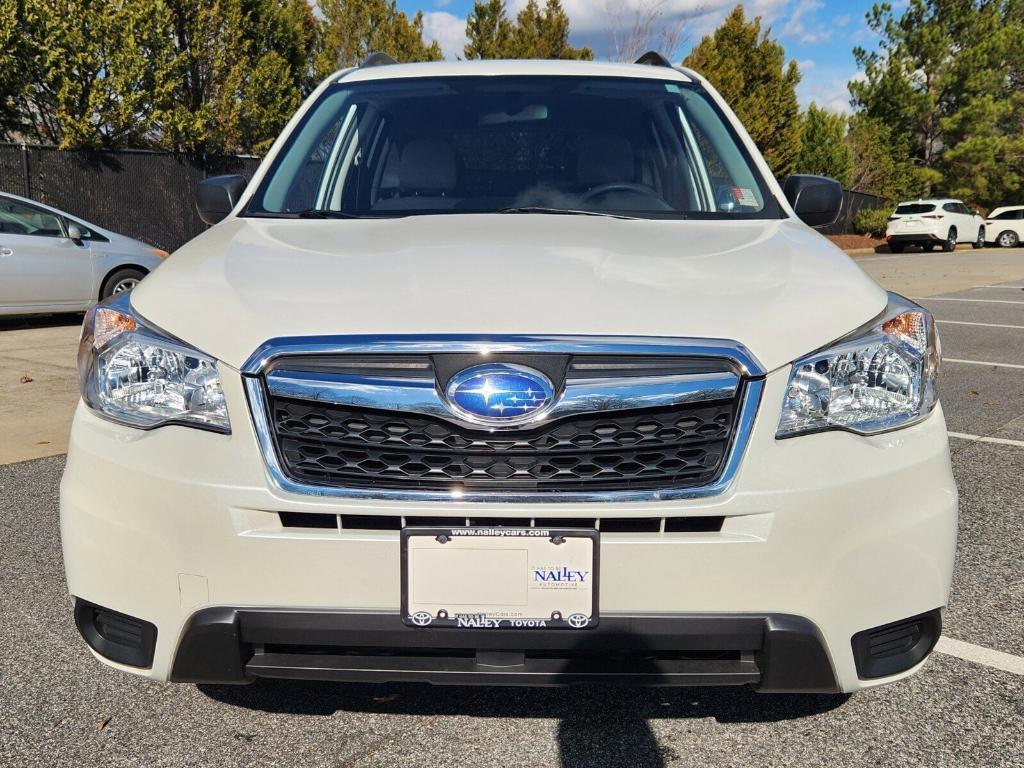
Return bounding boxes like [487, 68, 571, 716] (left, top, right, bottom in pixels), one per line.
[77, 294, 230, 433]
[777, 293, 940, 438]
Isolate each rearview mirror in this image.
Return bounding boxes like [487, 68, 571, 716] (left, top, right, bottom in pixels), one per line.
[196, 175, 248, 226]
[67, 222, 84, 244]
[782, 175, 843, 229]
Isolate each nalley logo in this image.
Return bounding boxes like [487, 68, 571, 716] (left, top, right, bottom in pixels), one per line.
[533, 566, 589, 583]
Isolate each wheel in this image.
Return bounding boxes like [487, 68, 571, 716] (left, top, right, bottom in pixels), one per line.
[997, 230, 1020, 248]
[889, 242, 905, 253]
[942, 228, 957, 252]
[100, 267, 147, 299]
[973, 227, 985, 249]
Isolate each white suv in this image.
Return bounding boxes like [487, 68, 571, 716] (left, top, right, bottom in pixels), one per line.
[61, 56, 956, 694]
[885, 198, 986, 252]
[985, 205, 1024, 248]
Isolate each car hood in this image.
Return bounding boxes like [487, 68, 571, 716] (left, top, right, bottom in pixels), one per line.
[131, 215, 887, 373]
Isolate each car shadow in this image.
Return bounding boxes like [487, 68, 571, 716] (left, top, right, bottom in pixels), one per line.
[200, 680, 849, 766]
[0, 312, 83, 332]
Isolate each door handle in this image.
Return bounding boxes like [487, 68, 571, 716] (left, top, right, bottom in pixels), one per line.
[0, 247, 13, 258]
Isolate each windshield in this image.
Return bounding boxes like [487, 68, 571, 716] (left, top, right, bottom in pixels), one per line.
[246, 76, 780, 220]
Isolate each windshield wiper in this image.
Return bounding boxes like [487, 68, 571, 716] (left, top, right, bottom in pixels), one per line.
[496, 206, 640, 220]
[294, 208, 364, 219]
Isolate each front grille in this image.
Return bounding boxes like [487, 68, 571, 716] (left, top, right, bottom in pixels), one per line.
[268, 395, 738, 493]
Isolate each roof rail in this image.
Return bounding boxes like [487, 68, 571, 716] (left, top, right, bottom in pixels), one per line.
[362, 52, 398, 68]
[634, 51, 672, 68]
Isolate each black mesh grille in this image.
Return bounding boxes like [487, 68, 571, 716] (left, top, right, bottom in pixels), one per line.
[268, 394, 738, 493]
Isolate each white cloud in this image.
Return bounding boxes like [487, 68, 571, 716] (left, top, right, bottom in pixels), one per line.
[780, 0, 832, 45]
[798, 67, 858, 114]
[500, 0, 792, 60]
[797, 58, 815, 71]
[421, 11, 469, 60]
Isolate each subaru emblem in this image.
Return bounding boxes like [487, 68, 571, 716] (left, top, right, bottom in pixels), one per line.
[445, 364, 555, 426]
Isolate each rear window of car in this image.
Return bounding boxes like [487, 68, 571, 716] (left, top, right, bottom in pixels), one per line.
[992, 209, 1023, 220]
[895, 204, 936, 215]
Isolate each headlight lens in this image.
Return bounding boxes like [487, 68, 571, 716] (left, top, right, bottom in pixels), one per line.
[777, 294, 940, 438]
[78, 295, 230, 432]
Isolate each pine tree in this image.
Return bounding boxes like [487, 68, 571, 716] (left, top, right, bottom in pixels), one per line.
[465, 0, 592, 60]
[796, 104, 852, 187]
[846, 114, 924, 202]
[464, 0, 515, 59]
[511, 0, 593, 60]
[0, 0, 30, 140]
[17, 0, 172, 148]
[851, 0, 1024, 206]
[317, 0, 441, 75]
[683, 5, 802, 178]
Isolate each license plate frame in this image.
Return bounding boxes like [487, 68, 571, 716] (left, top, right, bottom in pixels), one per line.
[401, 526, 599, 630]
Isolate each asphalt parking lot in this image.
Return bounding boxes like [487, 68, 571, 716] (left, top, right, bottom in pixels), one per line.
[1, 250, 1023, 767]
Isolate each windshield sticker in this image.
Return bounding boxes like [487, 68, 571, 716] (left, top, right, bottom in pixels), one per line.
[732, 187, 758, 207]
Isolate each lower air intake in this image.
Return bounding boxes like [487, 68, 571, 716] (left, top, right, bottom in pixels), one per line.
[851, 609, 941, 679]
[75, 599, 158, 668]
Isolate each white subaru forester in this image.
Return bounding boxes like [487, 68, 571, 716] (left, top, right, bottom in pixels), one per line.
[61, 56, 957, 694]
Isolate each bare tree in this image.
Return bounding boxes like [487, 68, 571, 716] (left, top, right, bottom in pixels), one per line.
[606, 0, 699, 64]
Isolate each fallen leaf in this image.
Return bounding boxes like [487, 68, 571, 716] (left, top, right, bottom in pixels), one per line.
[52, 720, 62, 728]
[373, 693, 400, 704]
[966, 390, 979, 397]
[35, 440, 50, 445]
[97, 716, 112, 733]
[19, 374, 33, 383]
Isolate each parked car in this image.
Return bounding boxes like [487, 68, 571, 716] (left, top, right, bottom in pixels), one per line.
[984, 205, 1024, 248]
[885, 198, 986, 252]
[62, 55, 956, 694]
[0, 191, 167, 316]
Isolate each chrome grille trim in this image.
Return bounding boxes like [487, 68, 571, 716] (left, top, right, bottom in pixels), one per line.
[241, 335, 764, 376]
[243, 335, 766, 503]
[265, 369, 739, 430]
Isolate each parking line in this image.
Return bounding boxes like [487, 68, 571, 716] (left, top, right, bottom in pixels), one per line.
[972, 285, 1024, 290]
[949, 432, 1024, 448]
[917, 297, 1024, 305]
[944, 358, 1024, 370]
[937, 320, 1024, 330]
[935, 637, 1024, 675]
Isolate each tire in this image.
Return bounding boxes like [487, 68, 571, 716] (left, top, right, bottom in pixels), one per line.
[100, 267, 147, 299]
[942, 228, 957, 252]
[889, 242, 905, 254]
[972, 227, 985, 249]
[996, 230, 1020, 248]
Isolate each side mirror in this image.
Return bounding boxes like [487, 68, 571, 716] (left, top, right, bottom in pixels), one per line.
[66, 222, 84, 244]
[783, 174, 843, 229]
[196, 175, 248, 226]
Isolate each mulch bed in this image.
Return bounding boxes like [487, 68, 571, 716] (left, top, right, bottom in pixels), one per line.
[826, 234, 887, 252]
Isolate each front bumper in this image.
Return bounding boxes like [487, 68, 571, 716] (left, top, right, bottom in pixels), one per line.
[60, 366, 958, 692]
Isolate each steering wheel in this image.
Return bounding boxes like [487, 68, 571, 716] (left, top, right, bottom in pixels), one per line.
[580, 181, 663, 202]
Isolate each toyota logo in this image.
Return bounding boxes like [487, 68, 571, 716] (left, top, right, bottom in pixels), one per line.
[410, 611, 433, 626]
[567, 613, 590, 629]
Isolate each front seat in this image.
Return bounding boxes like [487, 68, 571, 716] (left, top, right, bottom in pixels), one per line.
[375, 138, 459, 210]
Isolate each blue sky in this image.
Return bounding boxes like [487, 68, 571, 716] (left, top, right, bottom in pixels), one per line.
[401, 0, 881, 113]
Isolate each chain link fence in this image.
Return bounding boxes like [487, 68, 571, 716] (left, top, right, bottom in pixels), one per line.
[0, 144, 261, 251]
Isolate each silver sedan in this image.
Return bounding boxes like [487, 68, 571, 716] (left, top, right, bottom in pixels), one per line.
[0, 191, 167, 316]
